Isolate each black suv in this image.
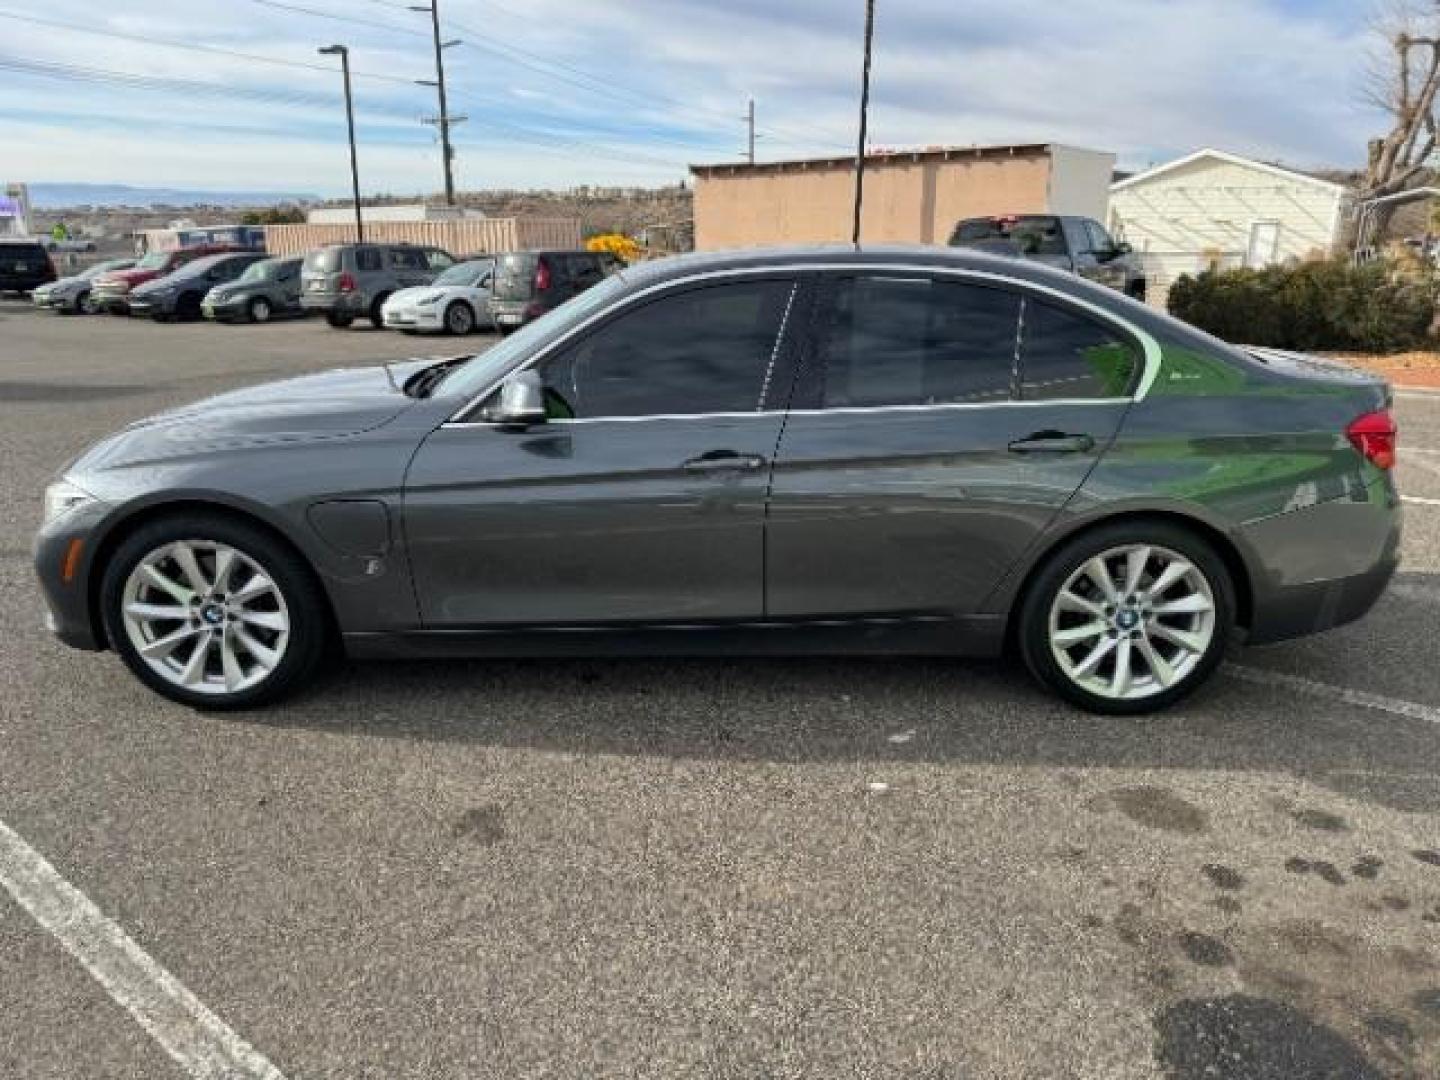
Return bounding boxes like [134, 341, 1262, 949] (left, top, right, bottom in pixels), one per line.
[0, 239, 57, 296]
[488, 250, 623, 331]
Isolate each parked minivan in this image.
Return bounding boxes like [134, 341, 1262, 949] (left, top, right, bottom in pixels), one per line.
[0, 239, 57, 295]
[488, 250, 623, 331]
[300, 243, 456, 328]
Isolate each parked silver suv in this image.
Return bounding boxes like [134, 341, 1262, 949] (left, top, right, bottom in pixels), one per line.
[300, 243, 456, 328]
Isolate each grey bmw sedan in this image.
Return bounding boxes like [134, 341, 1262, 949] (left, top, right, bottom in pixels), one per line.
[34, 247, 1401, 714]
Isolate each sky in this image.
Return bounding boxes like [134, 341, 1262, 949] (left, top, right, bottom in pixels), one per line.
[0, 0, 1383, 198]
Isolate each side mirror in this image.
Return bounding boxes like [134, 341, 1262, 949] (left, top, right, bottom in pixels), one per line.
[489, 370, 547, 428]
[479, 275, 493, 289]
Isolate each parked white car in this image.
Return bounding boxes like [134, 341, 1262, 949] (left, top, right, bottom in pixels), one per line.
[32, 257, 136, 314]
[381, 257, 496, 335]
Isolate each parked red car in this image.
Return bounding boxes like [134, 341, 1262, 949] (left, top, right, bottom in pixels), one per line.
[90, 244, 250, 316]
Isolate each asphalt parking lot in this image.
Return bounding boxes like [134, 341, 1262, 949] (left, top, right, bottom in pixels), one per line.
[3, 299, 1440, 1080]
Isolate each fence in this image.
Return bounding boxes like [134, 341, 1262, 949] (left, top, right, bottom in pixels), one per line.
[260, 217, 582, 257]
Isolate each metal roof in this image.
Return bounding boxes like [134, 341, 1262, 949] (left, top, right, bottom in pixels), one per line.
[689, 143, 1060, 178]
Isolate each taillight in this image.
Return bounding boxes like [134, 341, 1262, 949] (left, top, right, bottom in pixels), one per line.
[338, 271, 356, 292]
[533, 259, 550, 292]
[1346, 409, 1397, 470]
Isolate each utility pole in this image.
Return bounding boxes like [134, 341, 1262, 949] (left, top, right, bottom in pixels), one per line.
[744, 98, 756, 164]
[852, 0, 876, 246]
[411, 0, 465, 205]
[318, 44, 364, 242]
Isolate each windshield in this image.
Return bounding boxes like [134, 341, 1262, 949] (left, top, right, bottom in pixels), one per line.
[135, 251, 169, 270]
[434, 261, 489, 287]
[238, 260, 277, 284]
[443, 273, 628, 400]
[81, 259, 131, 280]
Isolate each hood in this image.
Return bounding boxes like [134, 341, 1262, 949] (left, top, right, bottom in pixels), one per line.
[70, 360, 440, 473]
[386, 284, 448, 306]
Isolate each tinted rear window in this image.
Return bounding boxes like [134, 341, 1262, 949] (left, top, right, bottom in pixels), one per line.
[304, 249, 342, 274]
[493, 254, 540, 299]
[1020, 299, 1138, 399]
[953, 216, 1067, 256]
[0, 243, 48, 261]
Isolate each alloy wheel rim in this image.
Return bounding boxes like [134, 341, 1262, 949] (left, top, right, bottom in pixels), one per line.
[253, 299, 271, 322]
[1047, 544, 1216, 701]
[120, 540, 290, 695]
[448, 305, 471, 333]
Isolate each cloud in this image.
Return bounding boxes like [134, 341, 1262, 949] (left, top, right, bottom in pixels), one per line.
[0, 0, 1387, 194]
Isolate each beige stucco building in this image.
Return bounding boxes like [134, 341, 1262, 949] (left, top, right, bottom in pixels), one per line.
[689, 143, 1115, 251]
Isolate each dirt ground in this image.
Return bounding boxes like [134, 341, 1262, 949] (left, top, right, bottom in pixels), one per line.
[1329, 351, 1440, 390]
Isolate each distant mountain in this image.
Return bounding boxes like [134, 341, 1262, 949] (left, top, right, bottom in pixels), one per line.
[27, 183, 319, 209]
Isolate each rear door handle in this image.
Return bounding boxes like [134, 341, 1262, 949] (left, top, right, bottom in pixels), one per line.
[1008, 431, 1096, 454]
[683, 450, 768, 472]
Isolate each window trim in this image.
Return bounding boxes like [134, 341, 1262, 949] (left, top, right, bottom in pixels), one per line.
[446, 263, 1162, 426]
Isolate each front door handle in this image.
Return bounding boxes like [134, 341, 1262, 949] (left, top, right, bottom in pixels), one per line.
[682, 450, 768, 472]
[1008, 431, 1096, 454]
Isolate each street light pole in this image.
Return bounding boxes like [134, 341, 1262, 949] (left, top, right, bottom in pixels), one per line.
[318, 44, 364, 242]
[851, 0, 876, 246]
[412, 1, 461, 205]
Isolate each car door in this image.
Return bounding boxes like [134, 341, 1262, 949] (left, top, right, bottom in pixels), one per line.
[403, 274, 802, 627]
[389, 247, 429, 290]
[276, 260, 302, 308]
[765, 271, 1141, 619]
[464, 259, 495, 325]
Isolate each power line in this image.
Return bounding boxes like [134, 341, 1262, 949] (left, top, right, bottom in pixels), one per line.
[0, 48, 686, 174]
[0, 8, 416, 85]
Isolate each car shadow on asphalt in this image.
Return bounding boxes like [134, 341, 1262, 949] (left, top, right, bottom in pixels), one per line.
[226, 571, 1440, 817]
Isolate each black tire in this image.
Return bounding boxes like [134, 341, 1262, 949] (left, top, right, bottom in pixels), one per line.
[1126, 280, 1148, 303]
[76, 289, 95, 315]
[443, 300, 475, 335]
[325, 311, 353, 328]
[248, 296, 273, 324]
[369, 293, 390, 329]
[176, 293, 203, 322]
[100, 513, 331, 710]
[1016, 520, 1235, 715]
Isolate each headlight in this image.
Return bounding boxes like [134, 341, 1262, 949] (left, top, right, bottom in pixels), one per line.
[43, 479, 98, 525]
[415, 291, 444, 306]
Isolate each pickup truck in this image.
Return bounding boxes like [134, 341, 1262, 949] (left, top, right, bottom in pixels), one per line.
[949, 214, 1147, 301]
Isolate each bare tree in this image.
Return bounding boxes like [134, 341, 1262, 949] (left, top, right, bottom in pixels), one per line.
[1358, 0, 1440, 244]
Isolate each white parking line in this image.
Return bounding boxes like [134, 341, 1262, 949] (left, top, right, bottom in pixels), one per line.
[1397, 388, 1440, 400]
[1228, 666, 1440, 725]
[1404, 495, 1440, 506]
[0, 819, 286, 1080]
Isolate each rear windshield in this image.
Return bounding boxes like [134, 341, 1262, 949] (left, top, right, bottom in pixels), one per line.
[953, 216, 1067, 256]
[492, 253, 540, 299]
[304, 249, 342, 274]
[0, 243, 47, 261]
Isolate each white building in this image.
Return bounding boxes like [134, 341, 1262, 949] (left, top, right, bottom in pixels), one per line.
[306, 203, 484, 225]
[1109, 149, 1352, 307]
[0, 183, 33, 237]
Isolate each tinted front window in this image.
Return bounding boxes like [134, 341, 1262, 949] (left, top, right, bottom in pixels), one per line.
[538, 280, 793, 419]
[1085, 220, 1115, 254]
[1020, 299, 1138, 399]
[816, 277, 1020, 408]
[356, 248, 383, 272]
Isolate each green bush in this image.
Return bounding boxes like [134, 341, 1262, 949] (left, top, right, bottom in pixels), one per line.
[1167, 259, 1436, 353]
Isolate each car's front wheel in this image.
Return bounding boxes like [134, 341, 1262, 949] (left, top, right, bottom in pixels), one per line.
[76, 289, 95, 314]
[1017, 522, 1234, 714]
[248, 296, 273, 323]
[444, 300, 475, 335]
[100, 514, 330, 709]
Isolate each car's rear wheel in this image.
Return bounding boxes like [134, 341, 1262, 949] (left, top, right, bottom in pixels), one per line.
[101, 514, 330, 710]
[444, 300, 475, 335]
[325, 311, 353, 328]
[248, 296, 273, 323]
[369, 294, 390, 328]
[1017, 522, 1234, 714]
